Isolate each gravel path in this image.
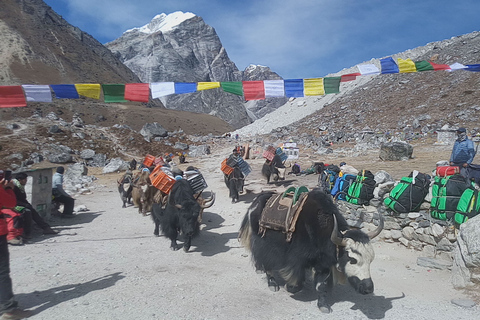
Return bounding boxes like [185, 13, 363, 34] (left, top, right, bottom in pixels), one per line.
[8, 146, 478, 319]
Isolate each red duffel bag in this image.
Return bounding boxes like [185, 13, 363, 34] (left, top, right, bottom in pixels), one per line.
[1, 208, 24, 241]
[436, 166, 460, 177]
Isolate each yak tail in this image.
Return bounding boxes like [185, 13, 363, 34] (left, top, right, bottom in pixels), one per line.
[238, 212, 252, 251]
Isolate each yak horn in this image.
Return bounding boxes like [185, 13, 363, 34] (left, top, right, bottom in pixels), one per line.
[200, 192, 216, 208]
[331, 214, 348, 247]
[367, 214, 384, 239]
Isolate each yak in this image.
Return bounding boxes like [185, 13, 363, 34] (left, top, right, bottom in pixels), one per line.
[131, 170, 156, 216]
[151, 179, 206, 252]
[239, 189, 383, 313]
[261, 154, 286, 184]
[117, 171, 133, 208]
[224, 166, 245, 203]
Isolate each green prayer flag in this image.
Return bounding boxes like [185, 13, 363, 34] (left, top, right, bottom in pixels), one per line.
[324, 77, 341, 94]
[414, 60, 434, 72]
[102, 84, 127, 103]
[221, 82, 243, 96]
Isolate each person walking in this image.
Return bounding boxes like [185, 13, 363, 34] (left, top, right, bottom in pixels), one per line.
[0, 177, 33, 319]
[450, 127, 475, 176]
[51, 167, 75, 218]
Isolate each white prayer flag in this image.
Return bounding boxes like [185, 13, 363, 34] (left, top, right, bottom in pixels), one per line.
[264, 80, 285, 97]
[357, 64, 380, 75]
[21, 85, 52, 102]
[150, 82, 175, 99]
[449, 62, 467, 71]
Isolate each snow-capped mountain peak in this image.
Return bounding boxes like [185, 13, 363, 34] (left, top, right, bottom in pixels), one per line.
[126, 11, 196, 35]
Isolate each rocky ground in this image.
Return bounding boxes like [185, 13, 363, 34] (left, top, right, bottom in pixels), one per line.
[6, 141, 479, 320]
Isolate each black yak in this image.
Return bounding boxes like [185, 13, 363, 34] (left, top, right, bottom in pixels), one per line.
[239, 189, 383, 313]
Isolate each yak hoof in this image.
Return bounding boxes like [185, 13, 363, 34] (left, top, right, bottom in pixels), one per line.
[285, 284, 302, 293]
[183, 244, 191, 252]
[317, 299, 332, 313]
[267, 277, 280, 292]
[318, 305, 332, 314]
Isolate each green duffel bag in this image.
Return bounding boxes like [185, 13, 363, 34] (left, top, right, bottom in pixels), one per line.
[384, 172, 430, 213]
[346, 170, 375, 205]
[454, 187, 480, 225]
[430, 174, 470, 221]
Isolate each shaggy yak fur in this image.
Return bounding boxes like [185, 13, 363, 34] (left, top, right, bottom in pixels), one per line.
[151, 179, 201, 252]
[224, 166, 245, 203]
[239, 189, 383, 313]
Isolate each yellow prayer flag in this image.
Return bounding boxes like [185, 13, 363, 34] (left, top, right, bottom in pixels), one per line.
[304, 78, 324, 96]
[398, 58, 417, 73]
[75, 84, 101, 99]
[197, 82, 220, 91]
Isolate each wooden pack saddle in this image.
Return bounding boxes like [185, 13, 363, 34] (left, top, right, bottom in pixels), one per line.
[259, 186, 309, 242]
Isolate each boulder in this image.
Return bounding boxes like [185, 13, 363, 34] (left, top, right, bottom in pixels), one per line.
[140, 122, 168, 142]
[379, 142, 413, 161]
[451, 215, 480, 288]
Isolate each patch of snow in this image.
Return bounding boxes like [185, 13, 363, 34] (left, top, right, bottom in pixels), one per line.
[125, 11, 196, 35]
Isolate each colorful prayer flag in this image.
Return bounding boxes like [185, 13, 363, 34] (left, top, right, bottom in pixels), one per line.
[304, 78, 324, 96]
[221, 82, 243, 96]
[150, 82, 175, 98]
[324, 77, 341, 94]
[75, 84, 101, 99]
[264, 80, 285, 97]
[340, 73, 360, 82]
[125, 83, 150, 102]
[197, 82, 220, 91]
[284, 79, 304, 97]
[175, 83, 197, 94]
[357, 64, 380, 75]
[380, 57, 399, 74]
[429, 62, 451, 71]
[50, 84, 79, 99]
[102, 84, 126, 103]
[0, 86, 27, 108]
[414, 60, 434, 72]
[22, 85, 52, 102]
[398, 58, 417, 73]
[465, 64, 480, 72]
[242, 81, 265, 101]
[449, 62, 467, 71]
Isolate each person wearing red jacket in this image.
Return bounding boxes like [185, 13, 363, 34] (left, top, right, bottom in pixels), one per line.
[0, 177, 33, 319]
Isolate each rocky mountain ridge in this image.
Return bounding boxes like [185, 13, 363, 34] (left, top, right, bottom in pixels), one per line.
[106, 11, 287, 128]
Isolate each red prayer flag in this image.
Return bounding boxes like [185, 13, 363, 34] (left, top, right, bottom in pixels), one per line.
[340, 73, 361, 82]
[124, 83, 150, 102]
[429, 61, 451, 71]
[242, 81, 265, 101]
[0, 86, 27, 108]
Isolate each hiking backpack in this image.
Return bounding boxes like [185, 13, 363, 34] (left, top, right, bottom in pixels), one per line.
[318, 169, 338, 194]
[291, 163, 301, 174]
[430, 174, 471, 221]
[384, 172, 431, 213]
[454, 187, 480, 225]
[345, 170, 376, 205]
[331, 174, 357, 201]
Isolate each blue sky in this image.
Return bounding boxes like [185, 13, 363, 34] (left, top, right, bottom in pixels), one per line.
[43, 0, 480, 79]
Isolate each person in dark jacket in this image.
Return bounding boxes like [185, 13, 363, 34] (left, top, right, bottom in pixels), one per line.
[450, 127, 475, 171]
[52, 167, 75, 218]
[13, 172, 56, 237]
[0, 177, 33, 319]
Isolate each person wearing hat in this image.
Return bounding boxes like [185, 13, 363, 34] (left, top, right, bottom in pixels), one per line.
[13, 172, 57, 237]
[52, 167, 75, 218]
[450, 127, 475, 171]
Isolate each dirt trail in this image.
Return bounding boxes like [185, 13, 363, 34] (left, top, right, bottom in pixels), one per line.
[7, 143, 478, 319]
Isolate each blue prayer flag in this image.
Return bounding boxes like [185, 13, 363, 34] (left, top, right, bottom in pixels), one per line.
[50, 84, 79, 99]
[284, 79, 304, 98]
